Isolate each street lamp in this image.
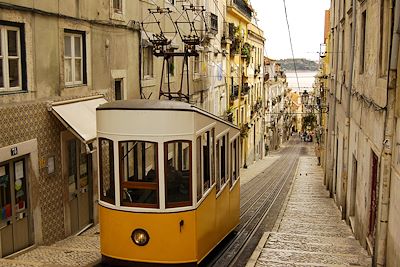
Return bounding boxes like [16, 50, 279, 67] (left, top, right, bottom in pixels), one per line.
[301, 90, 309, 106]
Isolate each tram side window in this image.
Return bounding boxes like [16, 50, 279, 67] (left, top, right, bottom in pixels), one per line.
[119, 141, 158, 208]
[196, 136, 202, 201]
[202, 131, 211, 192]
[164, 141, 192, 208]
[210, 129, 215, 187]
[231, 139, 238, 187]
[99, 138, 115, 204]
[215, 140, 220, 193]
[220, 135, 227, 186]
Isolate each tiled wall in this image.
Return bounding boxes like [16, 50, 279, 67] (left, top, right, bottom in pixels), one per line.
[0, 101, 65, 244]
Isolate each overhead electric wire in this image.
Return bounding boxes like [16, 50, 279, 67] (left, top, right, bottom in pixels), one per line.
[282, 0, 301, 91]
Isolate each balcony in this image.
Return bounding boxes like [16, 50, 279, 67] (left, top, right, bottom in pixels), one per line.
[228, 0, 252, 21]
[230, 85, 239, 102]
[241, 83, 250, 96]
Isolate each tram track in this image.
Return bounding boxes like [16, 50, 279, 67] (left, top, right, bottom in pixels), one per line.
[239, 145, 297, 215]
[204, 139, 302, 267]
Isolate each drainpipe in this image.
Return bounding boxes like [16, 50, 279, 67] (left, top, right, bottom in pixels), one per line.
[376, 0, 399, 265]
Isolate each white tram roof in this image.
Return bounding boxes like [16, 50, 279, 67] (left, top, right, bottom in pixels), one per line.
[97, 99, 239, 130]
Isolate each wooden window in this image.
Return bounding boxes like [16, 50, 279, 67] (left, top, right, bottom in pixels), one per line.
[99, 138, 115, 204]
[164, 141, 192, 208]
[0, 24, 24, 92]
[143, 46, 153, 78]
[64, 31, 86, 86]
[194, 55, 200, 74]
[114, 79, 123, 100]
[359, 10, 366, 74]
[119, 141, 158, 208]
[340, 28, 345, 70]
[112, 0, 122, 13]
[167, 55, 175, 77]
[379, 0, 390, 76]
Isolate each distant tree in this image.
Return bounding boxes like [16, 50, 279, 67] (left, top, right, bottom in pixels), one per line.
[302, 113, 317, 131]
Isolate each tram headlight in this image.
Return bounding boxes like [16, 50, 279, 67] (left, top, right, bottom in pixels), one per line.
[131, 228, 149, 246]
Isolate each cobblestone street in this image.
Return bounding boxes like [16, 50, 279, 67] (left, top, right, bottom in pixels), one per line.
[248, 156, 372, 267]
[0, 225, 100, 267]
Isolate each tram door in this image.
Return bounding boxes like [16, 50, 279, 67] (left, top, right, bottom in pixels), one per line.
[64, 136, 91, 234]
[0, 157, 30, 257]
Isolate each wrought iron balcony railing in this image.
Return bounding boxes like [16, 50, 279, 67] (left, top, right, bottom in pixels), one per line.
[229, 0, 252, 20]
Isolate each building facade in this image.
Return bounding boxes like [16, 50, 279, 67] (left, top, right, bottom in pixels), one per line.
[325, 0, 400, 265]
[263, 58, 289, 151]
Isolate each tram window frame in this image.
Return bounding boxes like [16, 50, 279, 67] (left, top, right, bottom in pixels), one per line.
[220, 134, 228, 187]
[210, 129, 215, 187]
[196, 136, 202, 201]
[215, 139, 220, 193]
[118, 140, 159, 208]
[202, 131, 211, 192]
[230, 138, 239, 188]
[164, 140, 192, 208]
[99, 138, 115, 204]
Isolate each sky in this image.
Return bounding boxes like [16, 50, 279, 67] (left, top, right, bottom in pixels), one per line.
[250, 0, 330, 61]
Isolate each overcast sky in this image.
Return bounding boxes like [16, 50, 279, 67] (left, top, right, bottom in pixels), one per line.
[250, 0, 330, 61]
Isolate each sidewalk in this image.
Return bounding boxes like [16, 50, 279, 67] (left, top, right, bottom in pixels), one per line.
[0, 225, 100, 267]
[247, 156, 371, 267]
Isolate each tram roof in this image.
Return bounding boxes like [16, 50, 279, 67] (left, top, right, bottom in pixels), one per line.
[97, 99, 239, 130]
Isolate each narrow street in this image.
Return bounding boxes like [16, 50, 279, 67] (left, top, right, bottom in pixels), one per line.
[248, 142, 371, 266]
[0, 138, 372, 266]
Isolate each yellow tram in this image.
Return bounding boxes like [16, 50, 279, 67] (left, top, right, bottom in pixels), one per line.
[96, 100, 240, 266]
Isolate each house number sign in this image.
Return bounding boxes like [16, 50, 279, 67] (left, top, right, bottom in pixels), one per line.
[11, 147, 18, 156]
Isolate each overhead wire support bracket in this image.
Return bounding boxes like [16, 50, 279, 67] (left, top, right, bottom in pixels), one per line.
[140, 0, 208, 102]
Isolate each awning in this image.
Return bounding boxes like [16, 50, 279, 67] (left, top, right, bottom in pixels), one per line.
[49, 95, 107, 144]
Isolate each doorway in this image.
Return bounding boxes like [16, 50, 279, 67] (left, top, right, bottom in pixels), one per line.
[349, 154, 357, 231]
[368, 151, 378, 246]
[63, 133, 92, 235]
[0, 157, 31, 257]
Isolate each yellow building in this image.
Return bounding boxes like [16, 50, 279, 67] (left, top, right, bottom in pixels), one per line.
[225, 0, 264, 167]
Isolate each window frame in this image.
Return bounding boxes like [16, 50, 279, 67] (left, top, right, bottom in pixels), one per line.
[112, 0, 123, 13]
[359, 10, 367, 74]
[193, 54, 200, 75]
[99, 138, 115, 204]
[64, 30, 87, 86]
[142, 46, 154, 79]
[118, 140, 159, 208]
[0, 21, 26, 93]
[164, 140, 193, 208]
